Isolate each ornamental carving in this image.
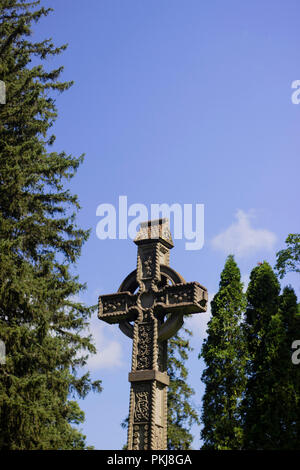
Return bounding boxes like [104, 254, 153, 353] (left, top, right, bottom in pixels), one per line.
[132, 424, 149, 450]
[166, 284, 194, 303]
[156, 294, 166, 304]
[134, 391, 150, 422]
[132, 425, 140, 450]
[170, 290, 190, 302]
[137, 324, 152, 370]
[143, 256, 153, 277]
[102, 299, 125, 313]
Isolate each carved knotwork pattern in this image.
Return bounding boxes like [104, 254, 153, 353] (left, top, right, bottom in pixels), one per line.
[134, 225, 149, 241]
[135, 224, 159, 241]
[142, 310, 151, 322]
[143, 256, 153, 277]
[137, 324, 153, 370]
[134, 391, 150, 422]
[156, 293, 166, 303]
[168, 287, 193, 304]
[102, 297, 124, 313]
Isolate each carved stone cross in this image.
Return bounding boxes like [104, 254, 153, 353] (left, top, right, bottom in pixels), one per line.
[98, 219, 208, 450]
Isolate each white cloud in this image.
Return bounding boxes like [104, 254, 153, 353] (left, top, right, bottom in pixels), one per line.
[211, 209, 277, 257]
[85, 316, 124, 370]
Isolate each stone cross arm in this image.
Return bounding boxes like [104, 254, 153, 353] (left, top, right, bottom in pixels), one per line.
[155, 281, 207, 315]
[98, 291, 138, 324]
[98, 280, 207, 326]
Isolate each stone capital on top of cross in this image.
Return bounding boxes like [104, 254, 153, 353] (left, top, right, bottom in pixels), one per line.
[134, 218, 174, 249]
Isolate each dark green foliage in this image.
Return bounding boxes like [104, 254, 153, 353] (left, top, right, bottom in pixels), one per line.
[242, 263, 300, 449]
[0, 0, 101, 449]
[200, 255, 247, 449]
[167, 327, 200, 449]
[278, 286, 300, 445]
[275, 234, 300, 279]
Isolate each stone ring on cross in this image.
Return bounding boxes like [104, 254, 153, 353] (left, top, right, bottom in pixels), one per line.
[116, 263, 206, 342]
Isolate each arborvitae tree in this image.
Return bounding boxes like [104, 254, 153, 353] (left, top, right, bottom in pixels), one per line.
[277, 285, 300, 447]
[0, 1, 101, 449]
[242, 262, 298, 449]
[167, 326, 200, 449]
[200, 255, 247, 450]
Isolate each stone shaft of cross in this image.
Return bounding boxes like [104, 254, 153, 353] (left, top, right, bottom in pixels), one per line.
[98, 219, 208, 450]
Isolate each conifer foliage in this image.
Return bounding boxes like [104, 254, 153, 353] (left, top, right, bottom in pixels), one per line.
[201, 255, 300, 450]
[242, 262, 300, 449]
[0, 0, 101, 449]
[275, 234, 300, 279]
[200, 255, 247, 449]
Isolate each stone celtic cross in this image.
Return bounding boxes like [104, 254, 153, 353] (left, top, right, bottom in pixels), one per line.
[98, 219, 208, 450]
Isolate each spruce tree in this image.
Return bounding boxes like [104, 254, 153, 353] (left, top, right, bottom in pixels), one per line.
[0, 0, 101, 449]
[167, 327, 200, 449]
[241, 262, 298, 449]
[200, 255, 247, 450]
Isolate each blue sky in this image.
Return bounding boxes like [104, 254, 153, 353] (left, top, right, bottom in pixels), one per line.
[33, 0, 300, 449]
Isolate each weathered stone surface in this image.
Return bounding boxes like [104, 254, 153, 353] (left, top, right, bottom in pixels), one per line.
[98, 218, 207, 450]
